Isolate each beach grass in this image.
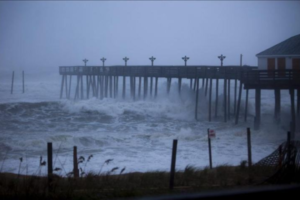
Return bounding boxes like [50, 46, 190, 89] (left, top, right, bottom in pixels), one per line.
[0, 163, 288, 200]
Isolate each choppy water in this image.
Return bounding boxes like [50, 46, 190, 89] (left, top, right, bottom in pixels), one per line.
[0, 70, 291, 176]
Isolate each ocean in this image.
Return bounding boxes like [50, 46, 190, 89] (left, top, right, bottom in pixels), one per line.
[0, 69, 291, 176]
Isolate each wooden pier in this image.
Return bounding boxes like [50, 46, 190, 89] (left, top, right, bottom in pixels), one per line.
[59, 65, 300, 132]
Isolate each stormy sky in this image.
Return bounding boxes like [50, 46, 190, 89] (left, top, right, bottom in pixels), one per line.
[0, 1, 300, 73]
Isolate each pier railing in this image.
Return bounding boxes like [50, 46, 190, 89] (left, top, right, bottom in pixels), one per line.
[242, 69, 300, 89]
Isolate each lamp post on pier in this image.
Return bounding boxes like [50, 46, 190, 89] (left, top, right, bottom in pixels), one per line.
[149, 56, 156, 66]
[100, 57, 106, 66]
[83, 59, 88, 66]
[182, 56, 189, 66]
[123, 57, 129, 66]
[218, 54, 226, 66]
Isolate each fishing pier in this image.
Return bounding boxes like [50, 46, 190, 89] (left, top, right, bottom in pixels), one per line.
[59, 65, 300, 133]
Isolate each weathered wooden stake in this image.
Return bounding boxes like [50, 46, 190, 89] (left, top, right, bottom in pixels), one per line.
[207, 129, 213, 169]
[47, 142, 53, 188]
[287, 131, 291, 167]
[278, 145, 282, 168]
[169, 139, 178, 190]
[22, 71, 25, 93]
[297, 89, 300, 115]
[73, 146, 79, 178]
[247, 128, 252, 167]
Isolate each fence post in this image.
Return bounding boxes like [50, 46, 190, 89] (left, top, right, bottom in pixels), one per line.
[169, 139, 178, 190]
[22, 71, 25, 93]
[47, 142, 53, 190]
[11, 71, 14, 94]
[207, 129, 212, 169]
[247, 128, 252, 167]
[73, 146, 79, 178]
[278, 145, 282, 168]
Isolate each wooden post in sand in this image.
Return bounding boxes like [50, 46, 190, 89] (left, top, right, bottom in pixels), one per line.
[47, 142, 53, 189]
[247, 128, 252, 167]
[207, 129, 213, 169]
[73, 146, 79, 178]
[22, 71, 25, 93]
[169, 139, 178, 190]
[11, 71, 15, 94]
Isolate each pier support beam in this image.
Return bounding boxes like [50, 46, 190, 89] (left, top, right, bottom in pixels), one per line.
[208, 78, 213, 121]
[274, 89, 281, 123]
[235, 80, 243, 125]
[205, 78, 209, 97]
[254, 88, 261, 130]
[227, 79, 231, 120]
[144, 77, 148, 99]
[105, 75, 108, 98]
[109, 76, 113, 98]
[195, 78, 199, 120]
[154, 77, 158, 98]
[122, 76, 126, 99]
[80, 75, 84, 100]
[68, 75, 72, 99]
[60, 75, 65, 99]
[178, 78, 182, 94]
[150, 77, 153, 97]
[215, 78, 219, 118]
[167, 78, 172, 94]
[138, 77, 142, 99]
[290, 89, 296, 139]
[234, 78, 237, 115]
[64, 75, 68, 99]
[223, 79, 227, 122]
[244, 89, 249, 122]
